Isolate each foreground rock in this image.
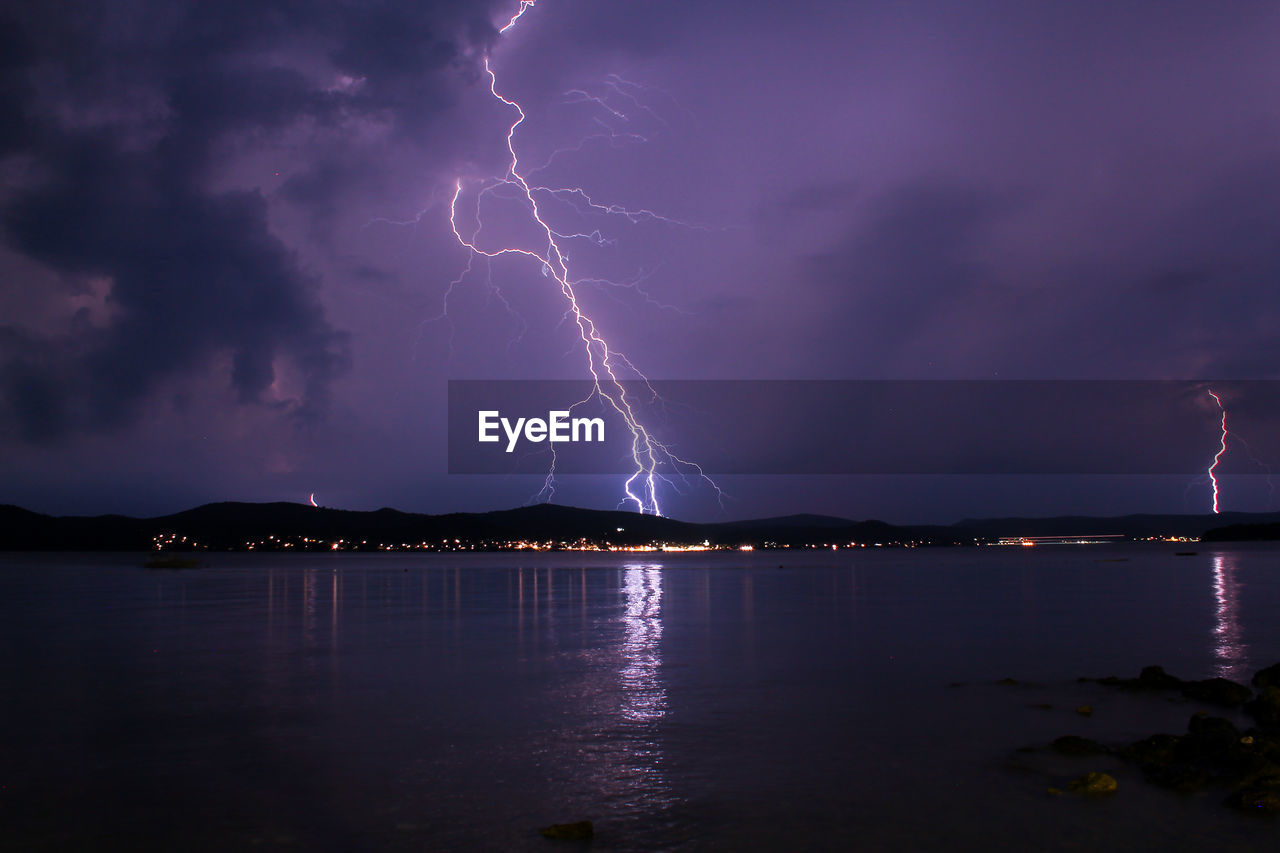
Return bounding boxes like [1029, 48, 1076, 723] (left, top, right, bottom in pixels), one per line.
[1246, 687, 1280, 727]
[1067, 772, 1118, 796]
[1227, 789, 1280, 814]
[1253, 663, 1280, 691]
[1046, 713, 1280, 805]
[1035, 661, 1280, 815]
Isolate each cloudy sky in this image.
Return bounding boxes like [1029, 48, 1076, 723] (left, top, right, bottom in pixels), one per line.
[2, 0, 1279, 522]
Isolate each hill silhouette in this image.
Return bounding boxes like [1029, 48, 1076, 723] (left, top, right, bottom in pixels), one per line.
[0, 502, 943, 550]
[1, 502, 1277, 551]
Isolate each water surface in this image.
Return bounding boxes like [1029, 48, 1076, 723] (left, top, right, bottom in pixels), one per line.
[3, 545, 1280, 850]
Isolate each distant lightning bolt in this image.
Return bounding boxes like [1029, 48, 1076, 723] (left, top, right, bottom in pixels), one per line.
[309, 493, 319, 508]
[1200, 388, 1276, 513]
[1207, 389, 1228, 514]
[448, 1, 721, 515]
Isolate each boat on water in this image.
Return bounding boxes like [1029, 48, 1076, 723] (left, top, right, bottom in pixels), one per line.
[143, 553, 202, 569]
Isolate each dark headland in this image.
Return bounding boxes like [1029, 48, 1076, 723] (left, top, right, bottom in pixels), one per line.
[3, 502, 1280, 552]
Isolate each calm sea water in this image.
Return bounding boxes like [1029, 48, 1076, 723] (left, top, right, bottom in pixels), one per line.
[3, 545, 1280, 851]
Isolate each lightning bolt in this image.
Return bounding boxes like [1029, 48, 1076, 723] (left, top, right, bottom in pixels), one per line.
[1207, 389, 1227, 514]
[447, 1, 721, 515]
[500, 1, 537, 33]
[1200, 387, 1277, 513]
[309, 493, 319, 508]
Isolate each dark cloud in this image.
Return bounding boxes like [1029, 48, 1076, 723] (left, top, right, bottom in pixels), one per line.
[329, 1, 492, 83]
[0, 16, 36, 154]
[2, 134, 349, 438]
[0, 0, 506, 442]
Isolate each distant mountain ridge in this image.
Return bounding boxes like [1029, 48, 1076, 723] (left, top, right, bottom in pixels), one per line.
[1, 502, 1277, 551]
[953, 512, 1280, 540]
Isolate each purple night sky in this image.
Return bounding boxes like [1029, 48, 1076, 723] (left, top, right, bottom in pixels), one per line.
[2, 0, 1279, 523]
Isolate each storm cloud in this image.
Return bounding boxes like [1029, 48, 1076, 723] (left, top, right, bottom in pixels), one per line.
[0, 0, 505, 441]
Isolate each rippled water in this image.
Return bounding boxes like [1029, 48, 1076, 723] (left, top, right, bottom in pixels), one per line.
[4, 545, 1280, 850]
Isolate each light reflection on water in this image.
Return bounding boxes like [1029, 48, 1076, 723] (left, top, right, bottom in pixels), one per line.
[563, 563, 677, 824]
[1211, 552, 1248, 680]
[620, 564, 666, 723]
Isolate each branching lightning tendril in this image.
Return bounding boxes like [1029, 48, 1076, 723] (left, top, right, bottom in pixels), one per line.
[447, 1, 721, 515]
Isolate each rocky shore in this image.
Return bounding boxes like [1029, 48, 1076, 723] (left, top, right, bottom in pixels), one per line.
[1020, 662, 1280, 814]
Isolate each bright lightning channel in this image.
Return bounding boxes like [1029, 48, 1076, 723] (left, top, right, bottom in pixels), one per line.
[448, 1, 719, 516]
[1207, 389, 1227, 514]
[500, 1, 536, 33]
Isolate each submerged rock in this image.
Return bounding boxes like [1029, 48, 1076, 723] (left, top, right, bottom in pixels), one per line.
[1180, 678, 1252, 707]
[1093, 665, 1182, 691]
[1117, 733, 1181, 766]
[1092, 666, 1253, 707]
[1067, 772, 1118, 795]
[1052, 735, 1109, 756]
[1137, 665, 1183, 690]
[540, 821, 594, 841]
